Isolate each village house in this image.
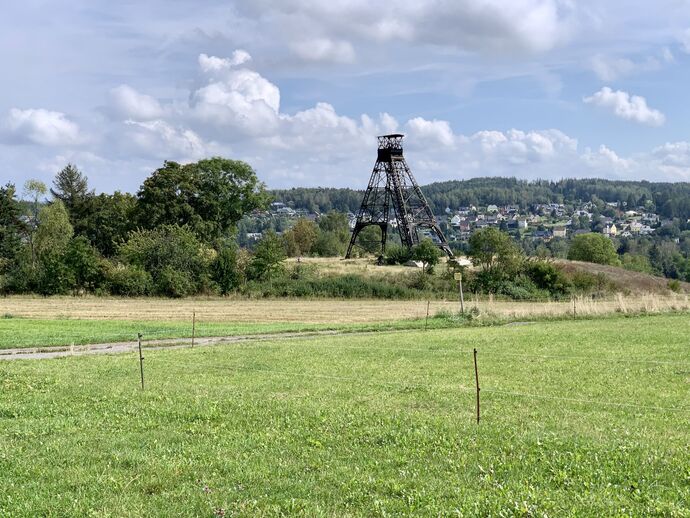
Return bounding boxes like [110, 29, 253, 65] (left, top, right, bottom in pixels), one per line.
[553, 227, 567, 238]
[602, 223, 618, 237]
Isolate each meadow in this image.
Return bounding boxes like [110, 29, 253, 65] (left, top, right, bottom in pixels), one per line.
[1, 313, 689, 516]
[2, 294, 690, 351]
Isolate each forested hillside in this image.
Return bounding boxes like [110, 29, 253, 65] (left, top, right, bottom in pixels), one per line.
[272, 177, 690, 219]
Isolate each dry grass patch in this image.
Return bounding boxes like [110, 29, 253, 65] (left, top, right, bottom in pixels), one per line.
[3, 293, 690, 325]
[0, 297, 450, 323]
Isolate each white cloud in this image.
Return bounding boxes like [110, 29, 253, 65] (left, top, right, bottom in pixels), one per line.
[470, 129, 576, 161]
[94, 53, 690, 185]
[235, 0, 575, 56]
[191, 54, 281, 136]
[38, 151, 106, 175]
[290, 38, 355, 64]
[680, 28, 690, 54]
[650, 141, 690, 178]
[109, 85, 165, 120]
[198, 50, 252, 73]
[589, 52, 670, 81]
[3, 108, 81, 146]
[405, 118, 456, 147]
[582, 145, 633, 173]
[122, 119, 209, 160]
[590, 55, 636, 81]
[583, 87, 665, 126]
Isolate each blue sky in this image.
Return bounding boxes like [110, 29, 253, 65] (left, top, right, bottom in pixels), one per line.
[2, 1, 690, 192]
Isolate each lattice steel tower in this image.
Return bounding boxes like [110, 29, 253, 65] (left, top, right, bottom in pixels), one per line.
[345, 134, 452, 261]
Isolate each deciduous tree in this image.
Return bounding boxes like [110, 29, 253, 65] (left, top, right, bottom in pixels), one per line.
[567, 233, 620, 266]
[136, 158, 269, 243]
[250, 230, 286, 280]
[411, 238, 441, 274]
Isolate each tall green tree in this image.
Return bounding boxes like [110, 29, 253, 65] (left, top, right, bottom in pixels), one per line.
[0, 184, 24, 262]
[33, 201, 75, 295]
[82, 192, 137, 257]
[567, 233, 620, 266]
[411, 238, 442, 274]
[249, 231, 286, 280]
[468, 227, 522, 275]
[0, 184, 25, 292]
[284, 218, 318, 256]
[313, 211, 351, 256]
[51, 164, 93, 234]
[51, 164, 90, 209]
[22, 179, 47, 267]
[35, 201, 73, 257]
[212, 245, 244, 295]
[136, 158, 269, 243]
[64, 236, 102, 292]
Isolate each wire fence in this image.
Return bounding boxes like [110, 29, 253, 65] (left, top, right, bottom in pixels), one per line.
[143, 350, 690, 416]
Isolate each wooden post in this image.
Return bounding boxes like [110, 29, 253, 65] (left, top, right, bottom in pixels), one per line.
[473, 348, 480, 424]
[191, 310, 196, 348]
[425, 300, 430, 330]
[454, 272, 465, 315]
[572, 298, 576, 319]
[137, 333, 145, 390]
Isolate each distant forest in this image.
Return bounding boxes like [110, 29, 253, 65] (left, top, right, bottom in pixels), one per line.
[271, 177, 690, 219]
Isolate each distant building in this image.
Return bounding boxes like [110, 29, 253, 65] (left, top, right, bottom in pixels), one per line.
[553, 227, 567, 238]
[629, 221, 643, 234]
[602, 224, 618, 237]
[532, 230, 553, 241]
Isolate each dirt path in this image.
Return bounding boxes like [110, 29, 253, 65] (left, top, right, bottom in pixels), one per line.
[0, 329, 352, 361]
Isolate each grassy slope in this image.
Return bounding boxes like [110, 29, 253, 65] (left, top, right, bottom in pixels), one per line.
[1, 314, 688, 516]
[297, 256, 688, 295]
[557, 259, 690, 294]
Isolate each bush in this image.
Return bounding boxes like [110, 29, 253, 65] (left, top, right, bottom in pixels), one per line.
[64, 236, 103, 291]
[570, 271, 609, 293]
[35, 253, 75, 295]
[213, 246, 244, 295]
[621, 253, 654, 274]
[105, 264, 153, 296]
[524, 261, 571, 296]
[668, 279, 681, 293]
[568, 233, 620, 266]
[118, 224, 211, 296]
[498, 276, 544, 300]
[384, 244, 412, 265]
[157, 266, 195, 298]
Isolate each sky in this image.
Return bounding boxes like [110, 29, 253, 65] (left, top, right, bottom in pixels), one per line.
[3, 1, 690, 193]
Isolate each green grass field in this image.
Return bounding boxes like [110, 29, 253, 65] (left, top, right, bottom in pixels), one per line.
[0, 318, 334, 349]
[1, 314, 689, 516]
[0, 317, 465, 350]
